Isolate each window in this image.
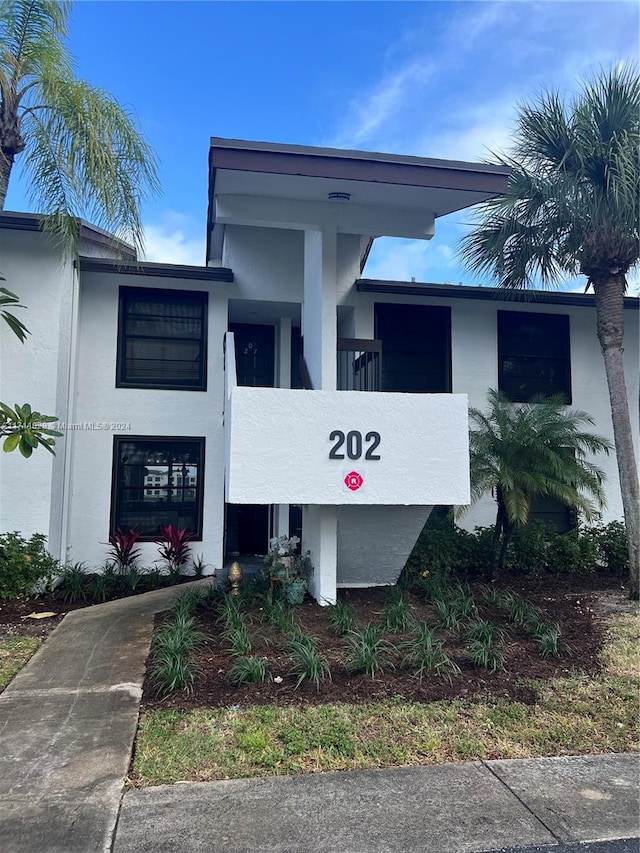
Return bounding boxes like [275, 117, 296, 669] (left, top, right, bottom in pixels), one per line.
[111, 437, 205, 539]
[530, 497, 573, 534]
[375, 304, 451, 393]
[498, 311, 571, 403]
[117, 287, 208, 390]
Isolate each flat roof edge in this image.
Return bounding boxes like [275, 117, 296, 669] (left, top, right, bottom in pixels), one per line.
[0, 211, 137, 258]
[79, 256, 234, 282]
[209, 136, 510, 177]
[357, 279, 640, 309]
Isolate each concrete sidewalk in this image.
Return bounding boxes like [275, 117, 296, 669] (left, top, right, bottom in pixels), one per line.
[0, 582, 638, 853]
[113, 754, 639, 853]
[0, 579, 215, 853]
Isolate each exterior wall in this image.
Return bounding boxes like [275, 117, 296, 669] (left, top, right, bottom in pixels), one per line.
[67, 270, 231, 570]
[222, 225, 303, 303]
[0, 229, 75, 558]
[340, 285, 640, 529]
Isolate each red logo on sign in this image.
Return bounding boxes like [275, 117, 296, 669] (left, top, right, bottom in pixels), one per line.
[344, 471, 364, 491]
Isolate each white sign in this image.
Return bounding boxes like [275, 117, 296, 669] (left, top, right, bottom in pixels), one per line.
[225, 388, 470, 506]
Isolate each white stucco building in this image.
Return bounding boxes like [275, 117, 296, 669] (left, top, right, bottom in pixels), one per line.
[1, 139, 638, 604]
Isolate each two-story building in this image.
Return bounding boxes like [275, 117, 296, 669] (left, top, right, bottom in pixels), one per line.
[1, 138, 638, 604]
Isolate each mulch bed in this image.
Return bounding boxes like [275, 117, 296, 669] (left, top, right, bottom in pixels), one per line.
[140, 573, 626, 713]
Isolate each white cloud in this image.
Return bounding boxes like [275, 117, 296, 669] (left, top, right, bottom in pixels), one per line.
[142, 212, 205, 267]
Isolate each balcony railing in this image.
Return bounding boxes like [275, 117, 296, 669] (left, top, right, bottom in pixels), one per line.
[337, 338, 382, 391]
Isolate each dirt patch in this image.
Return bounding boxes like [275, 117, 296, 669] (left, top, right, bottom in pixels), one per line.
[140, 573, 622, 713]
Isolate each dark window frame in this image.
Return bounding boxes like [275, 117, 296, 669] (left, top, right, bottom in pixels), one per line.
[116, 286, 208, 391]
[110, 436, 206, 541]
[374, 303, 452, 394]
[497, 310, 571, 403]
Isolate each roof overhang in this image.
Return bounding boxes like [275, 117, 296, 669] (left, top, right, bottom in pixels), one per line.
[206, 138, 510, 263]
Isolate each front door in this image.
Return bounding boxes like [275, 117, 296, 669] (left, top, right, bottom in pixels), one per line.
[230, 323, 275, 387]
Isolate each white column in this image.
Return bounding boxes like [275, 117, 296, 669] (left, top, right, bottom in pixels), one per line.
[302, 505, 337, 606]
[303, 228, 337, 391]
[275, 316, 292, 540]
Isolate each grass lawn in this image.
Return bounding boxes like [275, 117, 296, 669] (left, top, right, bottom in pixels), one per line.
[0, 636, 41, 691]
[131, 611, 639, 786]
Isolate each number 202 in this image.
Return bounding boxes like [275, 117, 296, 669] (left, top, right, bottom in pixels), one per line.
[329, 430, 381, 460]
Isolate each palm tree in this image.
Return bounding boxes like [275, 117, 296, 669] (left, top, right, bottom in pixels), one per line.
[0, 0, 159, 255]
[460, 66, 639, 598]
[468, 389, 612, 577]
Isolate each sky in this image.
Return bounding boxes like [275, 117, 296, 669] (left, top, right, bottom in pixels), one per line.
[4, 0, 639, 290]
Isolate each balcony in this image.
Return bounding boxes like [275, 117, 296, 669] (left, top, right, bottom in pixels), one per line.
[337, 338, 381, 392]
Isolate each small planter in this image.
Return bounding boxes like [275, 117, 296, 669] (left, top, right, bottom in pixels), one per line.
[285, 579, 306, 606]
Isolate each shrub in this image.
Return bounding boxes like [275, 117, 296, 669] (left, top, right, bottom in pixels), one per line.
[590, 521, 629, 574]
[343, 623, 395, 678]
[432, 598, 465, 632]
[156, 524, 194, 579]
[288, 639, 331, 690]
[399, 623, 460, 681]
[545, 529, 597, 574]
[151, 612, 205, 696]
[222, 621, 253, 657]
[379, 587, 414, 633]
[0, 531, 58, 599]
[106, 527, 141, 573]
[57, 562, 91, 603]
[508, 523, 549, 574]
[327, 600, 356, 636]
[465, 638, 506, 672]
[228, 655, 271, 685]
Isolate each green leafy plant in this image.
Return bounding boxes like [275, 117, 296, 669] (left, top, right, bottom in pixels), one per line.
[56, 561, 90, 603]
[288, 639, 331, 691]
[465, 389, 612, 578]
[451, 583, 478, 618]
[592, 521, 629, 575]
[0, 531, 58, 599]
[191, 554, 209, 578]
[432, 598, 465, 632]
[465, 638, 506, 672]
[379, 587, 414, 633]
[222, 621, 253, 657]
[399, 623, 460, 681]
[529, 621, 571, 659]
[0, 285, 28, 342]
[0, 402, 62, 458]
[227, 655, 271, 685]
[122, 565, 144, 594]
[343, 623, 395, 679]
[465, 619, 507, 646]
[217, 593, 247, 631]
[263, 596, 296, 634]
[172, 588, 204, 620]
[151, 613, 205, 696]
[500, 592, 541, 628]
[327, 600, 357, 636]
[287, 627, 317, 650]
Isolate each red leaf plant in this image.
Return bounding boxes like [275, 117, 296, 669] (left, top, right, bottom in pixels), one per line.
[107, 527, 142, 573]
[155, 524, 195, 578]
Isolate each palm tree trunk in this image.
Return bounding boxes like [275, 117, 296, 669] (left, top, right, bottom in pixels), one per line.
[593, 277, 640, 600]
[0, 152, 14, 210]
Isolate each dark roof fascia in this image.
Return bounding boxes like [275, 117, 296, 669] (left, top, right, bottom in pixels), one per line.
[79, 256, 234, 283]
[209, 137, 511, 180]
[0, 211, 136, 259]
[357, 279, 640, 310]
[208, 141, 509, 194]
